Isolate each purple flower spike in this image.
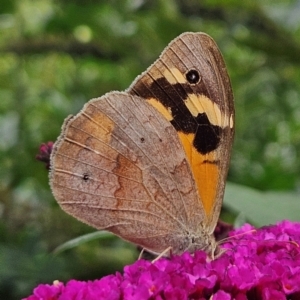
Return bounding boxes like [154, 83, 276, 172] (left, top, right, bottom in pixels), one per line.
[36, 141, 54, 169]
[23, 221, 300, 300]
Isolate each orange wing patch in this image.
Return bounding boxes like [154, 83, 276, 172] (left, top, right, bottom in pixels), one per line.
[178, 132, 218, 215]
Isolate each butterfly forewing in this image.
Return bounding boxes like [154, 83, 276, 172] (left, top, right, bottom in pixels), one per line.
[128, 32, 234, 232]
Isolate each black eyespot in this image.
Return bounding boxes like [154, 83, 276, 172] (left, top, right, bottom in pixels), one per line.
[192, 237, 195, 243]
[140, 137, 145, 143]
[82, 173, 89, 181]
[185, 69, 200, 84]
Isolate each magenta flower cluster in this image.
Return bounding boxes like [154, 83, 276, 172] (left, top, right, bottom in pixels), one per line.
[24, 220, 300, 300]
[36, 141, 53, 170]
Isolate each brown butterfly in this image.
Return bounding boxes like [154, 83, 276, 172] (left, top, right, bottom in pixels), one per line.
[49, 32, 234, 256]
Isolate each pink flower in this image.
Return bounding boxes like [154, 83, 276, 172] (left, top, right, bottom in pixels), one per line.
[36, 141, 54, 170]
[25, 280, 63, 300]
[23, 221, 300, 300]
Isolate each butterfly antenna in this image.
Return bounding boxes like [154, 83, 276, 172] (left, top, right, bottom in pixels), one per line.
[217, 229, 257, 246]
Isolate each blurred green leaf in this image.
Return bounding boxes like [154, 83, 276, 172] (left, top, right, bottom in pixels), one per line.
[224, 182, 300, 226]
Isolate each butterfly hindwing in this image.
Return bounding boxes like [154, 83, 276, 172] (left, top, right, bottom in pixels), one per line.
[50, 92, 206, 254]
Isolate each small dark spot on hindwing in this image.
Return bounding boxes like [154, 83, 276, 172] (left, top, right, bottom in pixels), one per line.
[82, 173, 90, 181]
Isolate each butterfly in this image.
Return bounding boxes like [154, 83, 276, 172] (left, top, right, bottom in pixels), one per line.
[49, 32, 234, 257]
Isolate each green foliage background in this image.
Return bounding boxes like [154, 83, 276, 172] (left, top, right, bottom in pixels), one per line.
[0, 0, 300, 298]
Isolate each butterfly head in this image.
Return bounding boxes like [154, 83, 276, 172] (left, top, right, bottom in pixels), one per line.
[171, 230, 219, 259]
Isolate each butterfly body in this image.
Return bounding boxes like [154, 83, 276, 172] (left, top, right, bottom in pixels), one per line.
[50, 32, 234, 256]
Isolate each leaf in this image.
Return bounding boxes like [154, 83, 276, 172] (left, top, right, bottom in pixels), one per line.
[224, 182, 300, 226]
[53, 231, 113, 254]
